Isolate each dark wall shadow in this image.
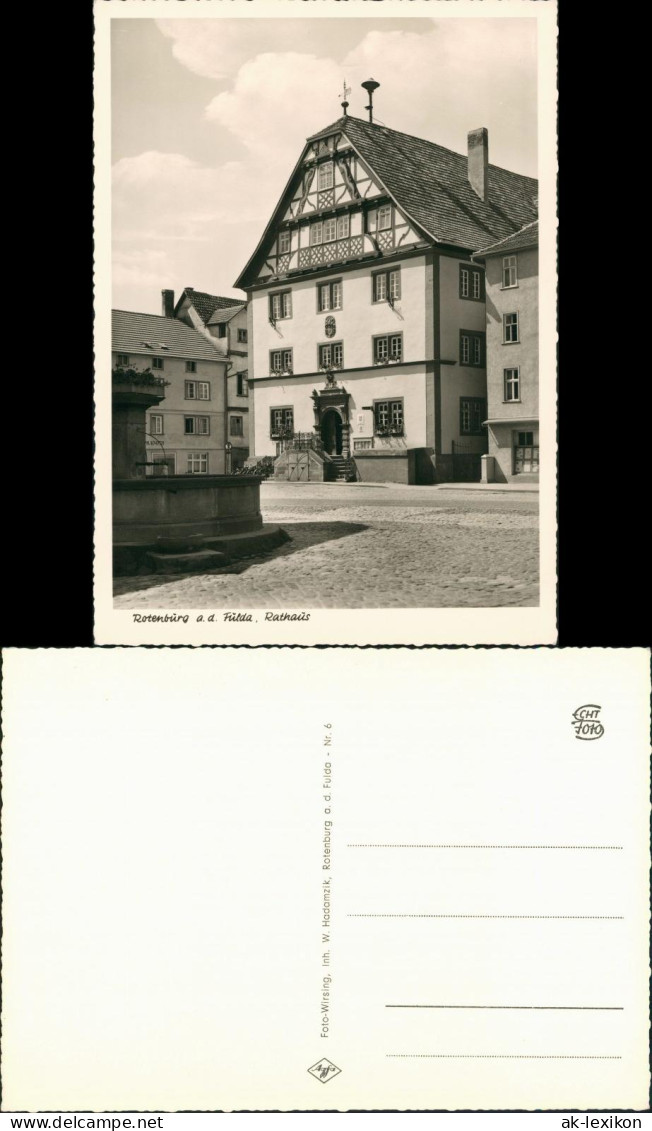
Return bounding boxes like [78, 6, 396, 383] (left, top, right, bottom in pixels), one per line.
[113, 521, 368, 597]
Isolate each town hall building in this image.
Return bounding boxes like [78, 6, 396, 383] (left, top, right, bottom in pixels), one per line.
[235, 86, 538, 483]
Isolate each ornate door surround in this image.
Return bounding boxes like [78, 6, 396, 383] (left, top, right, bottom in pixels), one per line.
[311, 376, 351, 458]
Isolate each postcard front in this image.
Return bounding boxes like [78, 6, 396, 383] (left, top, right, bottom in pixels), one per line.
[94, 0, 557, 645]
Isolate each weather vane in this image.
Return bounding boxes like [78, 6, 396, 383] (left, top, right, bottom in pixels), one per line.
[340, 80, 351, 116]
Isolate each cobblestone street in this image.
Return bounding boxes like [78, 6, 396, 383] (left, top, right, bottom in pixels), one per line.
[114, 482, 539, 609]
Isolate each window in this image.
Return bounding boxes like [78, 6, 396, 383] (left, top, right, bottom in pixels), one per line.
[184, 416, 210, 435]
[237, 372, 248, 397]
[459, 264, 485, 301]
[318, 162, 334, 190]
[278, 230, 291, 255]
[149, 414, 164, 435]
[216, 322, 227, 336]
[373, 334, 403, 364]
[502, 255, 518, 288]
[323, 218, 337, 243]
[378, 205, 392, 230]
[185, 360, 197, 373]
[269, 290, 292, 321]
[270, 349, 293, 374]
[336, 214, 350, 239]
[237, 328, 248, 343]
[318, 280, 342, 312]
[459, 397, 486, 436]
[230, 416, 244, 437]
[319, 342, 343, 370]
[374, 399, 404, 435]
[152, 357, 164, 370]
[310, 222, 323, 246]
[187, 452, 208, 474]
[270, 407, 294, 438]
[185, 380, 210, 400]
[459, 330, 485, 367]
[372, 269, 401, 303]
[504, 367, 520, 402]
[116, 353, 129, 366]
[514, 431, 539, 474]
[503, 312, 519, 343]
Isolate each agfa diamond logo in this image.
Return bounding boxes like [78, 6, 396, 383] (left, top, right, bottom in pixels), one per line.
[308, 1058, 342, 1083]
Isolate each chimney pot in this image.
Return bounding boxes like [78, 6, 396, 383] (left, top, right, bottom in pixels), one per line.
[468, 128, 489, 202]
[161, 289, 175, 318]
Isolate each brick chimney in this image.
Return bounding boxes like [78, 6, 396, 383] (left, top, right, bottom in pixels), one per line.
[161, 289, 175, 318]
[468, 128, 489, 202]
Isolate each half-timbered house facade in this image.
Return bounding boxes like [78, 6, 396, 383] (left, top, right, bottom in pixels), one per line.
[235, 105, 538, 483]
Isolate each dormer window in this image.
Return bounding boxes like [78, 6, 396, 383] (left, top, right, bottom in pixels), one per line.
[318, 162, 334, 190]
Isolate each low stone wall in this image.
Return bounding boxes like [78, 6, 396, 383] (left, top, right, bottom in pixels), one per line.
[353, 449, 416, 485]
[113, 474, 262, 544]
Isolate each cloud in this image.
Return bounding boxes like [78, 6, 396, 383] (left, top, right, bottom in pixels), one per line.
[112, 150, 267, 246]
[201, 23, 536, 176]
[111, 149, 287, 307]
[113, 249, 172, 291]
[205, 53, 345, 166]
[156, 19, 348, 81]
[342, 23, 537, 173]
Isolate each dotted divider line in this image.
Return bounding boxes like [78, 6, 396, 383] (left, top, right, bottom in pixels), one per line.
[347, 844, 623, 850]
[387, 1055, 621, 1060]
[348, 914, 624, 919]
[385, 1005, 623, 1010]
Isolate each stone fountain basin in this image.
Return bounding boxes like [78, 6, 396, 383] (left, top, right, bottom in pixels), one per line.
[113, 474, 288, 576]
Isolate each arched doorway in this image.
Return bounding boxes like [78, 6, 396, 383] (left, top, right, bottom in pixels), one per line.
[321, 409, 343, 455]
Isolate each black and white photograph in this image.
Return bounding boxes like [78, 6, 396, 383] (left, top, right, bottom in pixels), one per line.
[94, 1, 557, 644]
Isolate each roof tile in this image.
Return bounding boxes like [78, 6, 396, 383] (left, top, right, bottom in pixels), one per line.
[341, 117, 537, 250]
[473, 220, 539, 257]
[180, 289, 245, 323]
[112, 310, 224, 362]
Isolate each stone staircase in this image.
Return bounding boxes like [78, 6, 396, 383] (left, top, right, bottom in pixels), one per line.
[329, 456, 357, 483]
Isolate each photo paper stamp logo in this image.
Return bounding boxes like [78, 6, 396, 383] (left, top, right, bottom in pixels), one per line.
[572, 704, 604, 741]
[308, 1058, 342, 1083]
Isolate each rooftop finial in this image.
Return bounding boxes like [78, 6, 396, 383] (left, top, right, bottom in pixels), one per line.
[340, 80, 351, 116]
[361, 78, 380, 124]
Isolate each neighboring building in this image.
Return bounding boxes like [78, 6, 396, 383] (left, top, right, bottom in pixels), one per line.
[167, 288, 250, 470]
[112, 309, 228, 476]
[234, 102, 537, 483]
[473, 221, 539, 482]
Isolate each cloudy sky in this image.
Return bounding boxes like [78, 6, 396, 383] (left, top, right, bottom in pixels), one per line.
[111, 16, 537, 315]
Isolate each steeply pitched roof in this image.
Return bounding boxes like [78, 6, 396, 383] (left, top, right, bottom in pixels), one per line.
[235, 114, 538, 287]
[473, 220, 539, 258]
[112, 309, 224, 362]
[176, 288, 245, 324]
[340, 117, 537, 250]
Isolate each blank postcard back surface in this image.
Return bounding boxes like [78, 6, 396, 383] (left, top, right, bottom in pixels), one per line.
[2, 647, 649, 1111]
